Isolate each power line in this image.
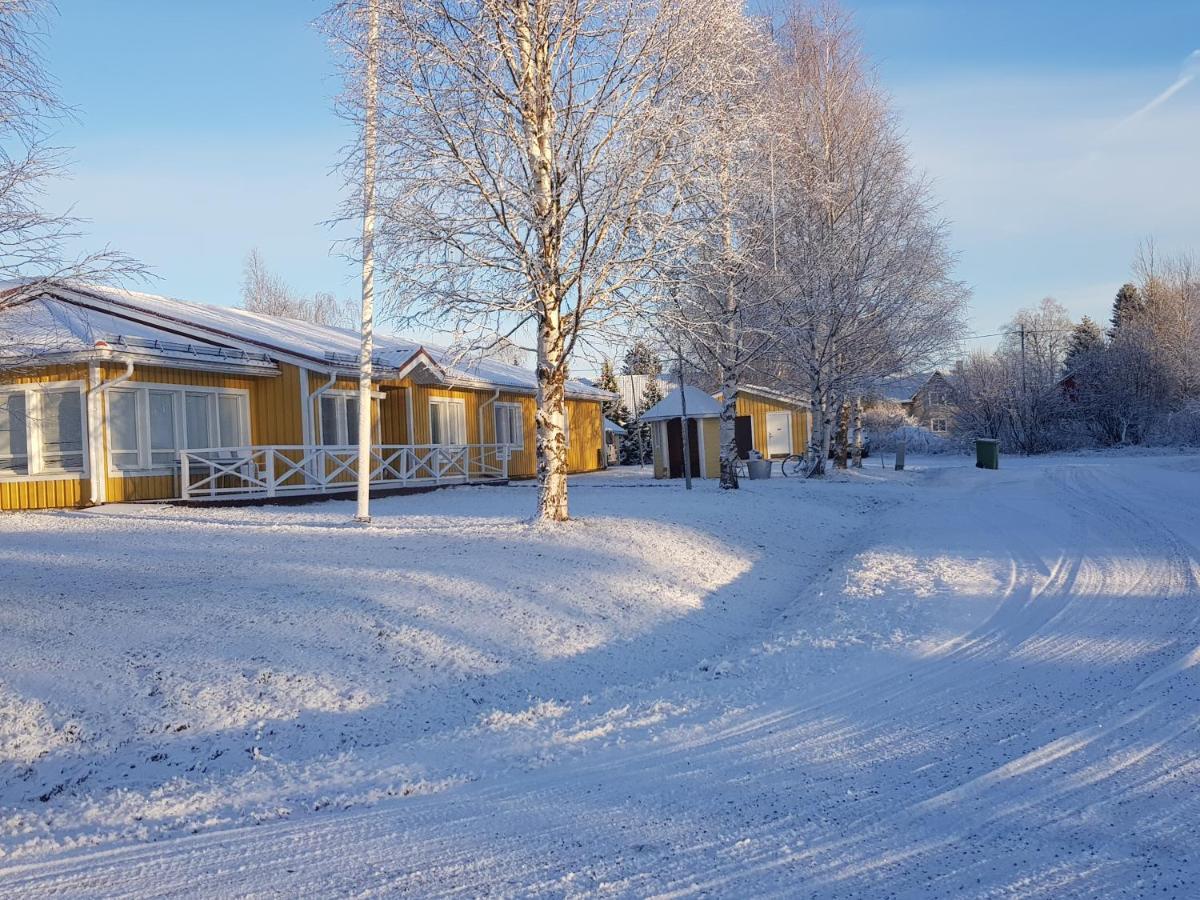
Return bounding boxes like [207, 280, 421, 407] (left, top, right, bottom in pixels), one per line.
[959, 326, 1079, 343]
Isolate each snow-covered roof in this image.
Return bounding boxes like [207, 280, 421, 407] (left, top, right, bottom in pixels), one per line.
[739, 384, 808, 407]
[0, 295, 277, 374]
[870, 373, 933, 404]
[0, 281, 612, 399]
[603, 418, 627, 435]
[639, 385, 722, 421]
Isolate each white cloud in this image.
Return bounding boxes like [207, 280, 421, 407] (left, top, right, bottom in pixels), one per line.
[888, 65, 1200, 329]
[1116, 49, 1200, 129]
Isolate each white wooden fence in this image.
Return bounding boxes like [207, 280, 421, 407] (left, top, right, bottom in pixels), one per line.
[178, 444, 510, 501]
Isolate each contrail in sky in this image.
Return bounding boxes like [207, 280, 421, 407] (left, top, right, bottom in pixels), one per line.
[1118, 49, 1200, 128]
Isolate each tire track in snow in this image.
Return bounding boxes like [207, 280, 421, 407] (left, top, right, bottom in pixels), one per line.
[3, 459, 1200, 898]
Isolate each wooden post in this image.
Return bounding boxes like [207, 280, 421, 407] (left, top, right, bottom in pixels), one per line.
[678, 357, 693, 490]
[265, 450, 276, 498]
[180, 452, 191, 501]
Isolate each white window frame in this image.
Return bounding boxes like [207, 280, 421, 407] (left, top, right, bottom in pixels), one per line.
[493, 402, 524, 451]
[318, 390, 381, 447]
[0, 381, 89, 482]
[429, 397, 467, 446]
[106, 383, 250, 475]
[930, 417, 948, 434]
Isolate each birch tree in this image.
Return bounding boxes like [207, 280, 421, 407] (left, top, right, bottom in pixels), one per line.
[240, 249, 356, 327]
[325, 0, 702, 521]
[655, 0, 781, 490]
[768, 2, 965, 472]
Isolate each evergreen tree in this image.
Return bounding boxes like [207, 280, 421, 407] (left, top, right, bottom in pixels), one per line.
[622, 341, 663, 376]
[1065, 316, 1105, 372]
[596, 359, 630, 424]
[639, 378, 664, 412]
[1110, 283, 1144, 333]
[621, 378, 664, 464]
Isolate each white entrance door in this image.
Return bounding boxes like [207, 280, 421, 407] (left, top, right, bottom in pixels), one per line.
[766, 412, 792, 457]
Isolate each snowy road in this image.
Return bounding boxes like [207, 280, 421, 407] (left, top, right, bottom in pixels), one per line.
[1, 456, 1198, 897]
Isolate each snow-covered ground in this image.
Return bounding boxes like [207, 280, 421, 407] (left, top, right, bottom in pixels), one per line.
[1, 455, 1198, 897]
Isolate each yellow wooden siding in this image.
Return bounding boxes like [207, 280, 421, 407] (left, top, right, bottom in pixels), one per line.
[702, 418, 720, 478]
[405, 385, 604, 479]
[1, 364, 91, 510]
[379, 386, 408, 444]
[1, 476, 89, 510]
[734, 390, 810, 457]
[566, 398, 604, 474]
[490, 392, 537, 478]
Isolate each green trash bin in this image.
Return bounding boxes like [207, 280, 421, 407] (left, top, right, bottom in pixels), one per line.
[975, 438, 1000, 470]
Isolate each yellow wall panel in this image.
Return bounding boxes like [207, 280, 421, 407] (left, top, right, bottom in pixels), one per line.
[734, 390, 810, 457]
[703, 418, 720, 478]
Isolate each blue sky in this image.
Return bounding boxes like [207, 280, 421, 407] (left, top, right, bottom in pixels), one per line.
[44, 0, 1200, 352]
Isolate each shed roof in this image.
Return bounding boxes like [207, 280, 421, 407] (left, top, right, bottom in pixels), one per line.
[639, 385, 722, 421]
[738, 384, 809, 407]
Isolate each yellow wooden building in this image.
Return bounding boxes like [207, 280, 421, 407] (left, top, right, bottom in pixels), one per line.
[0, 283, 610, 511]
[643, 384, 810, 480]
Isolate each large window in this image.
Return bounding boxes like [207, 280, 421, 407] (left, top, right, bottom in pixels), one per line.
[108, 385, 249, 471]
[429, 397, 466, 445]
[493, 402, 524, 450]
[318, 392, 382, 447]
[0, 383, 87, 478]
[319, 393, 360, 447]
[0, 391, 29, 474]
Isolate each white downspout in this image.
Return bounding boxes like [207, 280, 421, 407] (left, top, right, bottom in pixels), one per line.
[86, 356, 135, 506]
[405, 386, 415, 444]
[478, 388, 501, 477]
[309, 371, 338, 440]
[297, 366, 314, 446]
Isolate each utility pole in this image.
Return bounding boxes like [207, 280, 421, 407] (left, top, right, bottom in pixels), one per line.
[354, 0, 379, 525]
[1019, 323, 1027, 400]
[678, 346, 692, 490]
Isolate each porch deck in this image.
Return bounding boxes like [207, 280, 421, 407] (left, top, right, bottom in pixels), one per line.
[178, 444, 511, 503]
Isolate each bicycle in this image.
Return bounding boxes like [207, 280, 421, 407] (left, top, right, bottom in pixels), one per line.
[780, 444, 821, 478]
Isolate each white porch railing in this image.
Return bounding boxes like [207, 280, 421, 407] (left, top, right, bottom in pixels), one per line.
[178, 444, 511, 501]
